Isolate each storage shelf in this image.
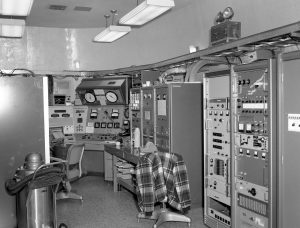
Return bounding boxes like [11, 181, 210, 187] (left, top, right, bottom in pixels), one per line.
[117, 177, 136, 194]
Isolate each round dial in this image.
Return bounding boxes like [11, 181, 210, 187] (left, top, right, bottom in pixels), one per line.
[84, 92, 96, 103]
[105, 91, 118, 103]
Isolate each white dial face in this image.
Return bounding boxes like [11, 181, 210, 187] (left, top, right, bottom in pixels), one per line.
[106, 91, 118, 103]
[84, 92, 96, 103]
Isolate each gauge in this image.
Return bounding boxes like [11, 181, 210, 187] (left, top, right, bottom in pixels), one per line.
[84, 92, 96, 103]
[105, 91, 118, 103]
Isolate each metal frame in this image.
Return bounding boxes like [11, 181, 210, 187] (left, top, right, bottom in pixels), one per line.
[203, 66, 232, 228]
[231, 59, 277, 228]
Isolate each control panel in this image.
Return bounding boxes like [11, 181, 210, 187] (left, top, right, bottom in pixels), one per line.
[73, 106, 88, 134]
[130, 88, 141, 149]
[233, 60, 276, 228]
[74, 105, 129, 142]
[76, 77, 130, 105]
[49, 106, 73, 128]
[141, 87, 156, 146]
[204, 69, 231, 228]
[155, 86, 169, 152]
[130, 88, 141, 130]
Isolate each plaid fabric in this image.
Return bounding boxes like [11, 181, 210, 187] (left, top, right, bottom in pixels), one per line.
[136, 153, 167, 214]
[159, 152, 191, 212]
[136, 152, 191, 214]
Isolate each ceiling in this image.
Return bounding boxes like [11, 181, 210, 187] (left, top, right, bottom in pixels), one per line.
[25, 0, 187, 29]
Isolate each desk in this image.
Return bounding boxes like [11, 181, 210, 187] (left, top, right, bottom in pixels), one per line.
[104, 144, 139, 194]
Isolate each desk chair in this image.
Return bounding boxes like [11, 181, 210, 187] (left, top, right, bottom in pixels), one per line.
[51, 143, 85, 202]
[136, 150, 191, 227]
[138, 197, 191, 228]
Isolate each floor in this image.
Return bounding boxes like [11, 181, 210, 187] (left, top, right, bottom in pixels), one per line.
[56, 176, 208, 228]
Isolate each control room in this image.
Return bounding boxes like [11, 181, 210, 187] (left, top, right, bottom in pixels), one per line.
[1, 1, 300, 228]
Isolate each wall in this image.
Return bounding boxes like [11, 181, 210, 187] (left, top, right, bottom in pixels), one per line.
[0, 0, 300, 72]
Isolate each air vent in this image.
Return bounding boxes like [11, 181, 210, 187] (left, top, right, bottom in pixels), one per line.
[49, 5, 67, 11]
[74, 6, 92, 12]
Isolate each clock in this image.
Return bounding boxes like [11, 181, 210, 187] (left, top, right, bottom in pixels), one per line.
[105, 91, 118, 103]
[84, 92, 96, 103]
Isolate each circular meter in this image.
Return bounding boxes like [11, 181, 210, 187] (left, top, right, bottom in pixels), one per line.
[84, 92, 96, 103]
[105, 91, 118, 103]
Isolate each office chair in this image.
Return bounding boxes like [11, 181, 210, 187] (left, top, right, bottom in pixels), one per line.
[138, 197, 191, 227]
[136, 151, 191, 227]
[51, 143, 85, 202]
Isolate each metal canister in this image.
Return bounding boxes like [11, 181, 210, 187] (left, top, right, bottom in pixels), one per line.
[16, 153, 55, 228]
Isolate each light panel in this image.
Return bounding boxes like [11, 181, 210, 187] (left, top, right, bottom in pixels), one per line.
[0, 18, 25, 38]
[93, 25, 131, 43]
[0, 0, 34, 16]
[119, 0, 175, 26]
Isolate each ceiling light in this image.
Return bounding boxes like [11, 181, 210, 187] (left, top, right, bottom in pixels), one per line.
[119, 0, 175, 26]
[0, 0, 34, 16]
[0, 18, 25, 38]
[93, 25, 131, 43]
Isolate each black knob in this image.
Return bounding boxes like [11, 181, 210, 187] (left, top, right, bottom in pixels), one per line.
[248, 188, 257, 196]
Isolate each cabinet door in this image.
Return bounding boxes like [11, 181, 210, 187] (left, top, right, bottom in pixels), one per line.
[279, 54, 300, 228]
[0, 77, 45, 227]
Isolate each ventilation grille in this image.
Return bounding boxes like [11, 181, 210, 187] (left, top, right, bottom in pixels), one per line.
[74, 6, 92, 12]
[204, 215, 218, 227]
[49, 5, 67, 11]
[238, 193, 268, 216]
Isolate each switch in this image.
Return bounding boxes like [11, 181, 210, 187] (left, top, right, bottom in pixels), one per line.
[246, 124, 252, 133]
[239, 123, 244, 132]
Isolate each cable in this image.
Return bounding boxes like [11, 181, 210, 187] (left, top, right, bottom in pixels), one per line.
[5, 167, 64, 195]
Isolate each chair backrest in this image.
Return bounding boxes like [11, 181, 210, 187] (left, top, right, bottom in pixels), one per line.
[66, 143, 85, 180]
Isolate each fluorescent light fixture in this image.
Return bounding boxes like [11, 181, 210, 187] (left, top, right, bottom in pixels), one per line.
[93, 25, 131, 43]
[0, 0, 34, 16]
[119, 0, 175, 26]
[0, 18, 25, 38]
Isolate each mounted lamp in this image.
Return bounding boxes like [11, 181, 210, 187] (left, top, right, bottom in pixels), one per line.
[94, 11, 131, 43]
[0, 18, 25, 38]
[0, 0, 34, 16]
[93, 25, 131, 43]
[119, 0, 175, 26]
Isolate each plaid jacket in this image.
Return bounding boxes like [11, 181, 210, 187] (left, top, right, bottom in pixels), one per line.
[159, 152, 191, 212]
[136, 152, 167, 215]
[136, 152, 191, 215]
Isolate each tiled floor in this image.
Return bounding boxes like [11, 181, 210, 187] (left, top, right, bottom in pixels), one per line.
[56, 176, 207, 228]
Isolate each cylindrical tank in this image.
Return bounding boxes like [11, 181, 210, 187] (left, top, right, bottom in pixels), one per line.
[16, 153, 55, 228]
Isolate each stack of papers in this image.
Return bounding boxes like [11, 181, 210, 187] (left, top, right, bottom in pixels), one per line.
[115, 160, 134, 180]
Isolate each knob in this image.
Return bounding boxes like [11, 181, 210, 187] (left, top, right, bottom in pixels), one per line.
[248, 188, 257, 196]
